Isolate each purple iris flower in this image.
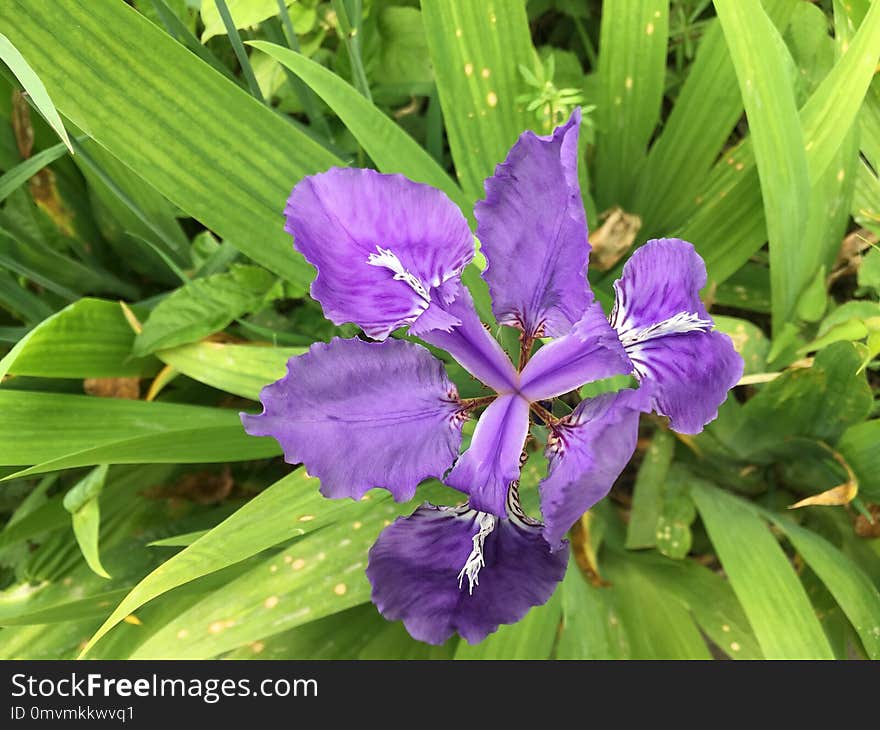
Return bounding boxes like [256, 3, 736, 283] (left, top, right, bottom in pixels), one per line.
[242, 108, 743, 645]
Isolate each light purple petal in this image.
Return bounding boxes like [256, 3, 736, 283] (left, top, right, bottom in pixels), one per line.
[416, 286, 519, 393]
[366, 498, 568, 645]
[241, 337, 463, 502]
[540, 389, 647, 549]
[444, 394, 530, 516]
[518, 302, 632, 401]
[611, 239, 743, 434]
[475, 107, 591, 340]
[286, 168, 474, 340]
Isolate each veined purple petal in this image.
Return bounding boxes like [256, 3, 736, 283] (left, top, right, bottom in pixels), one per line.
[416, 286, 519, 393]
[445, 394, 530, 516]
[540, 389, 647, 549]
[518, 302, 632, 401]
[241, 337, 463, 502]
[475, 107, 591, 340]
[286, 168, 474, 340]
[611, 239, 742, 434]
[366, 493, 567, 645]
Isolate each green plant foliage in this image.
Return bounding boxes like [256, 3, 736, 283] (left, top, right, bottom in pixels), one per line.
[0, 0, 878, 662]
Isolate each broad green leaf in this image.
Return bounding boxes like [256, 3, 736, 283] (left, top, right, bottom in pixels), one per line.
[556, 562, 630, 659]
[0, 391, 278, 470]
[603, 553, 711, 659]
[158, 341, 302, 400]
[129, 494, 399, 658]
[374, 6, 433, 87]
[200, 0, 314, 42]
[690, 481, 834, 659]
[0, 32, 72, 152]
[713, 315, 770, 376]
[421, 0, 535, 202]
[631, 0, 797, 233]
[63, 465, 111, 579]
[0, 0, 341, 290]
[713, 0, 810, 333]
[837, 421, 880, 501]
[0, 299, 159, 383]
[134, 265, 282, 355]
[764, 512, 880, 659]
[455, 588, 561, 659]
[79, 469, 331, 656]
[247, 41, 470, 212]
[625, 428, 674, 549]
[593, 0, 669, 208]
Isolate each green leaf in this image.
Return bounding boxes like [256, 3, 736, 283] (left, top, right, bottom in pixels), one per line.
[79, 469, 331, 656]
[713, 315, 770, 376]
[0, 0, 341, 291]
[158, 341, 302, 400]
[375, 7, 433, 87]
[625, 428, 674, 549]
[593, 0, 669, 208]
[713, 0, 810, 333]
[858, 246, 880, 292]
[837, 421, 880, 501]
[200, 0, 314, 42]
[421, 0, 535, 202]
[0, 391, 278, 473]
[0, 32, 72, 152]
[63, 465, 111, 579]
[764, 512, 880, 659]
[455, 588, 561, 659]
[690, 481, 834, 659]
[247, 41, 469, 212]
[134, 265, 282, 356]
[0, 141, 69, 202]
[0, 299, 160, 383]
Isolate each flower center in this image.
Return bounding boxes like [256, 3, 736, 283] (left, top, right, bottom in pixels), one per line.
[616, 311, 712, 347]
[366, 246, 431, 303]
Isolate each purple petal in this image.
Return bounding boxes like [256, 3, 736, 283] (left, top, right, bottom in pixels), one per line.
[416, 286, 519, 393]
[518, 302, 632, 401]
[286, 168, 474, 340]
[475, 108, 591, 340]
[611, 239, 743, 434]
[540, 389, 647, 549]
[241, 337, 463, 501]
[366, 498, 568, 645]
[445, 394, 530, 516]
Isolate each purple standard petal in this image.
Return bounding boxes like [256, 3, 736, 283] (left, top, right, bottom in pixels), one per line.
[475, 107, 591, 340]
[241, 337, 464, 502]
[518, 302, 632, 401]
[445, 394, 530, 516]
[540, 388, 648, 549]
[366, 492, 568, 645]
[286, 168, 474, 340]
[610, 239, 743, 434]
[416, 287, 519, 393]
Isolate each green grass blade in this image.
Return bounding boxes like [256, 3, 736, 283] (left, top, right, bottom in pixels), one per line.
[0, 0, 341, 291]
[691, 482, 834, 659]
[0, 141, 68, 202]
[421, 0, 535, 202]
[713, 0, 810, 334]
[0, 31, 72, 152]
[214, 0, 265, 103]
[593, 0, 669, 208]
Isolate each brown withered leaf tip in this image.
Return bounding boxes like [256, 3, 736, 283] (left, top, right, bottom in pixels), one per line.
[83, 377, 141, 400]
[589, 207, 642, 272]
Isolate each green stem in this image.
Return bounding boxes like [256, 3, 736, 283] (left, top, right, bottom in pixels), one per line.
[331, 0, 372, 101]
[214, 0, 265, 103]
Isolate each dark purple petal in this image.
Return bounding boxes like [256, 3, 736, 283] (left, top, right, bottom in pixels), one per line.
[241, 337, 463, 502]
[286, 168, 474, 340]
[540, 388, 648, 549]
[416, 286, 519, 393]
[475, 108, 591, 340]
[611, 239, 743, 433]
[445, 394, 530, 516]
[366, 497, 568, 645]
[518, 302, 632, 401]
